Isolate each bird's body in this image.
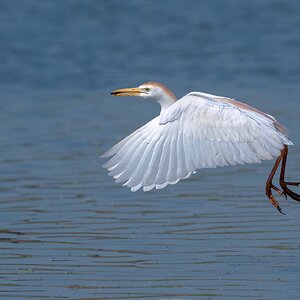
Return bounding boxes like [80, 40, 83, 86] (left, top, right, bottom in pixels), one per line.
[102, 82, 300, 213]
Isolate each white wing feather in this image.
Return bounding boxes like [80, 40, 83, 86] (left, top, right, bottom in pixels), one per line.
[102, 92, 292, 191]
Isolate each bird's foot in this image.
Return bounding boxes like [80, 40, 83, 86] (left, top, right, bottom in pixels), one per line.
[266, 183, 284, 214]
[267, 194, 285, 215]
[271, 184, 283, 196]
[280, 180, 300, 202]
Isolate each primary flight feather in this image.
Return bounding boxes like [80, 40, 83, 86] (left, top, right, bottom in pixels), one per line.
[102, 82, 300, 213]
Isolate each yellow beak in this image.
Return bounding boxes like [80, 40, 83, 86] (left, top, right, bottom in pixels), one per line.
[111, 87, 142, 96]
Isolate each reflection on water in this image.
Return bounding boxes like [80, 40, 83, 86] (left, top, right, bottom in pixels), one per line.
[1, 0, 300, 299]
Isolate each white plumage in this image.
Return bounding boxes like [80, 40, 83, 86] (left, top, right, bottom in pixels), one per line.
[102, 83, 292, 193]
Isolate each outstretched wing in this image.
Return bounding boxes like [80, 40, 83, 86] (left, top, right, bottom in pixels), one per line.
[102, 92, 292, 192]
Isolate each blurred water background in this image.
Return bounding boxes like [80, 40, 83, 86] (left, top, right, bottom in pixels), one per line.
[1, 0, 300, 299]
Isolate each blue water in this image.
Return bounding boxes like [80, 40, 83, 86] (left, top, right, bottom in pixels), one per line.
[1, 0, 300, 299]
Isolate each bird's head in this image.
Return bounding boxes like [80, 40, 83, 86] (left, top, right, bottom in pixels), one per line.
[111, 82, 176, 109]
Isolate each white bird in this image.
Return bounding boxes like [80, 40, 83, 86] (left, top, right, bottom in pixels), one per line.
[102, 82, 299, 213]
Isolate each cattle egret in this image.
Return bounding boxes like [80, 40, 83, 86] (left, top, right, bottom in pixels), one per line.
[102, 82, 299, 213]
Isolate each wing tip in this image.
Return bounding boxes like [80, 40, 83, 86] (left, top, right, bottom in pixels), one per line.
[100, 150, 112, 158]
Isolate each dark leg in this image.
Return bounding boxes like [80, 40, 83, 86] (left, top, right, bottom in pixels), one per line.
[266, 154, 284, 214]
[279, 145, 300, 201]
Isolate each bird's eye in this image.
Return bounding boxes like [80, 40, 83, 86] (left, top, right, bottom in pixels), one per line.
[145, 88, 150, 92]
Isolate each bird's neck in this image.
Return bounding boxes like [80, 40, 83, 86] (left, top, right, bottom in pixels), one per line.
[157, 97, 176, 112]
[157, 88, 177, 112]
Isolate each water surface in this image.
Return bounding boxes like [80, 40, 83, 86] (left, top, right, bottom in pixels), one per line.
[1, 1, 300, 299]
